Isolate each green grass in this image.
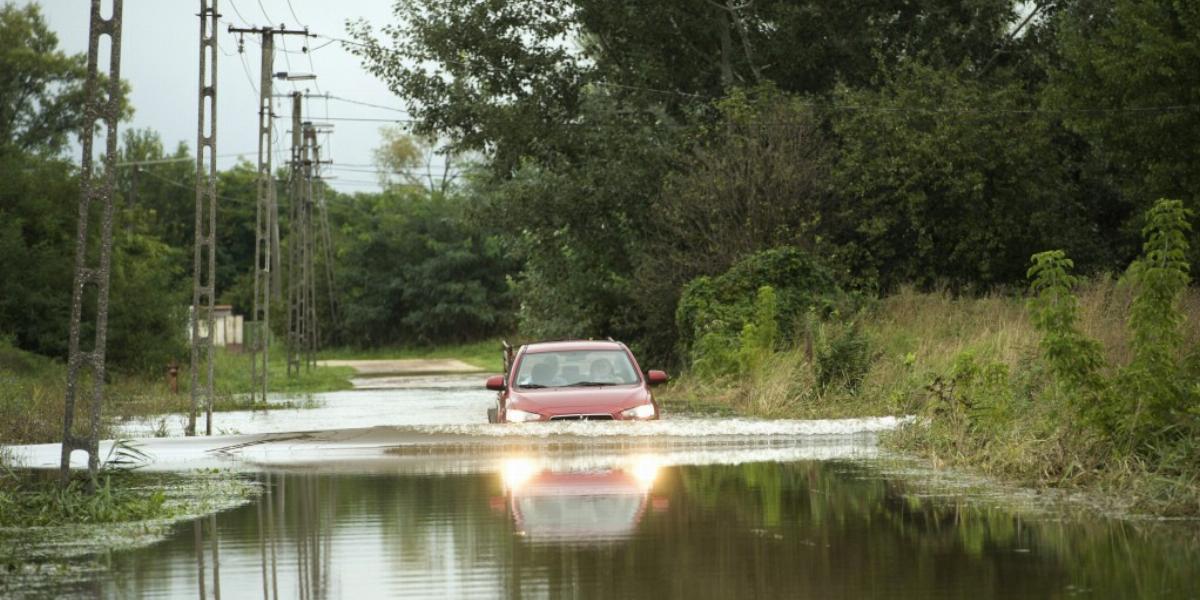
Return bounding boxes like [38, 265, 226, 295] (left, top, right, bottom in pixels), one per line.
[0, 341, 356, 445]
[318, 338, 509, 372]
[210, 348, 354, 395]
[661, 281, 1200, 516]
[0, 338, 508, 446]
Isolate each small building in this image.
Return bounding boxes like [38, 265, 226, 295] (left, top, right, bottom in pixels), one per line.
[187, 304, 244, 350]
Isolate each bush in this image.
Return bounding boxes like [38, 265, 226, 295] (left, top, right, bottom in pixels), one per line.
[676, 247, 845, 362]
[814, 319, 873, 393]
[1029, 199, 1198, 453]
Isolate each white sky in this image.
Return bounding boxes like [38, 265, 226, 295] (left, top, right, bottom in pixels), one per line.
[30, 0, 409, 194]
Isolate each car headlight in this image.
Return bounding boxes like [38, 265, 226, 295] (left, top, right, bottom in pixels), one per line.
[620, 403, 656, 420]
[505, 408, 541, 422]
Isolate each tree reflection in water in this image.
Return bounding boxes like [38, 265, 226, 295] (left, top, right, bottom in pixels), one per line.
[101, 459, 1199, 599]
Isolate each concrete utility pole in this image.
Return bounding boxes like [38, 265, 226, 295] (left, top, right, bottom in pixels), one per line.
[289, 107, 321, 376]
[229, 24, 311, 403]
[189, 0, 219, 437]
[303, 123, 321, 368]
[61, 0, 123, 489]
[286, 92, 308, 378]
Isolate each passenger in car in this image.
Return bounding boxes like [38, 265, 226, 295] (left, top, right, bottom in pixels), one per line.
[589, 359, 618, 383]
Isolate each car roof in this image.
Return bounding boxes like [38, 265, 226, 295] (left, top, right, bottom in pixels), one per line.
[523, 340, 625, 354]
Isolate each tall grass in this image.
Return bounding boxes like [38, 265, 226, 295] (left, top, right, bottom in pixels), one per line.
[661, 278, 1200, 514]
[0, 343, 355, 445]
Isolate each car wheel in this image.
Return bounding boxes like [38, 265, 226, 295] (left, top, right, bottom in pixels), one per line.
[487, 407, 498, 424]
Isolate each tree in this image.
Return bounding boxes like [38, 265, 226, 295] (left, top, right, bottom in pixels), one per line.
[1045, 0, 1200, 226]
[828, 62, 1104, 290]
[330, 186, 516, 346]
[0, 3, 87, 156]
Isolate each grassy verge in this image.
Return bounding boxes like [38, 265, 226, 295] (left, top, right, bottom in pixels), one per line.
[660, 280, 1200, 516]
[318, 338, 508, 372]
[0, 343, 354, 446]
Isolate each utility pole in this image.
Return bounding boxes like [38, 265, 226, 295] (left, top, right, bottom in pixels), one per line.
[286, 92, 305, 378]
[229, 24, 311, 403]
[61, 0, 123, 489]
[189, 0, 219, 437]
[303, 123, 320, 368]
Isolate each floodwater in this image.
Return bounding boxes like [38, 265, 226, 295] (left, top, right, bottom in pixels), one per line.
[15, 377, 1200, 598]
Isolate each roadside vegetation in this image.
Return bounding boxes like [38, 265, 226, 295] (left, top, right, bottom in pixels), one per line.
[3, 0, 1200, 528]
[0, 341, 352, 447]
[664, 200, 1200, 515]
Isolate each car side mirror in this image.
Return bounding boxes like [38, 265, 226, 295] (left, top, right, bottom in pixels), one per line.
[485, 375, 505, 391]
[646, 370, 669, 386]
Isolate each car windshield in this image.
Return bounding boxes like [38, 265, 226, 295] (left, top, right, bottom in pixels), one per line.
[515, 350, 639, 388]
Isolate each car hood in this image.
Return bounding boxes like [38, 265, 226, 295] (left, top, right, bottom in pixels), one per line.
[509, 385, 650, 415]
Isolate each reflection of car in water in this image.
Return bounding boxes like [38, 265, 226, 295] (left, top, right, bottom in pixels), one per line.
[498, 458, 662, 543]
[485, 340, 670, 423]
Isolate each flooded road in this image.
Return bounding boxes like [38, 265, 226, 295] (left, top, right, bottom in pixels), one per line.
[53, 457, 1200, 599]
[11, 376, 1200, 598]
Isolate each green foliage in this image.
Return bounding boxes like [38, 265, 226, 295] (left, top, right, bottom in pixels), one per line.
[922, 352, 1020, 454]
[814, 319, 873, 393]
[677, 247, 843, 361]
[1118, 199, 1193, 439]
[0, 3, 88, 156]
[331, 187, 515, 346]
[1025, 199, 1198, 477]
[0, 475, 169, 527]
[1027, 250, 1107, 424]
[1045, 1, 1200, 216]
[830, 62, 1102, 290]
[735, 286, 779, 374]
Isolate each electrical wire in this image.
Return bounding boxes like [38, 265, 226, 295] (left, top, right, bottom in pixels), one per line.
[285, 0, 303, 26]
[227, 0, 253, 27]
[323, 94, 409, 114]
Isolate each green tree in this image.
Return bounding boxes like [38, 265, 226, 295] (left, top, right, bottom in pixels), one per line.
[331, 187, 515, 346]
[1045, 0, 1200, 229]
[0, 3, 87, 156]
[830, 62, 1101, 290]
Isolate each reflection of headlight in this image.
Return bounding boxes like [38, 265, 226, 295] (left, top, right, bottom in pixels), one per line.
[506, 408, 540, 422]
[502, 458, 538, 491]
[620, 404, 656, 420]
[631, 456, 660, 490]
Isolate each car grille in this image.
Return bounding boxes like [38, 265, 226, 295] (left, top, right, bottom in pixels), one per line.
[549, 414, 614, 421]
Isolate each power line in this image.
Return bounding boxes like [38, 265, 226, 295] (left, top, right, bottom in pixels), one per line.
[227, 0, 252, 27]
[116, 152, 259, 167]
[285, 0, 303, 26]
[235, 44, 259, 94]
[276, 114, 419, 124]
[323, 94, 409, 114]
[256, 0, 272, 24]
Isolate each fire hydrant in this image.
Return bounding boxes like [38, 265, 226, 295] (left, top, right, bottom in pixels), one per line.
[167, 361, 180, 394]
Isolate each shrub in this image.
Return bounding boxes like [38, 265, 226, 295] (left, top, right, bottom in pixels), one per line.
[815, 319, 873, 393]
[676, 246, 844, 362]
[1027, 198, 1199, 460]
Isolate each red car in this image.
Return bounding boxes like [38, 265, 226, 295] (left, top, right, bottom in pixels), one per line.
[485, 340, 669, 423]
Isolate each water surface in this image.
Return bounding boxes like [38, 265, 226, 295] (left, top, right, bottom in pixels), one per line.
[54, 456, 1200, 599]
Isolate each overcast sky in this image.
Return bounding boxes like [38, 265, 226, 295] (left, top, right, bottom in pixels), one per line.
[30, 0, 410, 194]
